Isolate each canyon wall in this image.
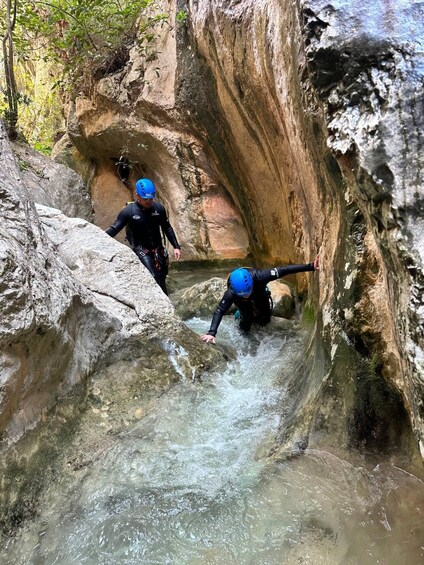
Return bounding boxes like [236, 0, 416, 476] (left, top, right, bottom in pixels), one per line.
[54, 0, 424, 457]
[49, 0, 424, 457]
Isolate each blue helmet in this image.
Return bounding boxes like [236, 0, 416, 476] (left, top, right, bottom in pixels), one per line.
[228, 268, 253, 297]
[135, 178, 156, 199]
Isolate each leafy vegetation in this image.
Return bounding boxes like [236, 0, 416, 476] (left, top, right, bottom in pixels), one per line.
[10, 57, 64, 148]
[1, 0, 167, 140]
[176, 10, 187, 23]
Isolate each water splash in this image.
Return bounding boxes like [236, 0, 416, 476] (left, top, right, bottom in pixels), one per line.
[2, 318, 424, 564]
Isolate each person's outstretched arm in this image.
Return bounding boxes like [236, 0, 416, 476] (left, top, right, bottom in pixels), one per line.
[201, 289, 234, 344]
[105, 208, 129, 237]
[255, 254, 319, 284]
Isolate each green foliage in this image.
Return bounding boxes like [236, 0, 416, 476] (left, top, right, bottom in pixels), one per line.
[8, 0, 168, 92]
[302, 303, 316, 326]
[13, 58, 64, 146]
[33, 141, 52, 155]
[176, 10, 187, 23]
[0, 0, 168, 144]
[17, 155, 30, 171]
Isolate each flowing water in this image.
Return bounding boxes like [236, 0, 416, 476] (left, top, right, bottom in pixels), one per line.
[2, 318, 424, 564]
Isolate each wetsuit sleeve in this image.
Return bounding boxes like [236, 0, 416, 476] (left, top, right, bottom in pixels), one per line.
[105, 208, 129, 237]
[160, 207, 180, 249]
[256, 262, 315, 284]
[207, 290, 234, 337]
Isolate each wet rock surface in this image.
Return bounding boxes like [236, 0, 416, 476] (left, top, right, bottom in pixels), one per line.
[172, 277, 232, 320]
[299, 0, 424, 457]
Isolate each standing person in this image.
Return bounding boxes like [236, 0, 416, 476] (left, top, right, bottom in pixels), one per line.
[201, 255, 319, 343]
[105, 178, 181, 295]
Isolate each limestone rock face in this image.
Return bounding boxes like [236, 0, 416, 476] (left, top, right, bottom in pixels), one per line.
[56, 6, 250, 261]
[0, 121, 220, 447]
[35, 204, 174, 337]
[299, 0, 424, 457]
[12, 141, 93, 221]
[268, 280, 295, 319]
[51, 132, 95, 190]
[0, 123, 109, 445]
[173, 277, 230, 320]
[58, 0, 323, 268]
[54, 0, 423, 456]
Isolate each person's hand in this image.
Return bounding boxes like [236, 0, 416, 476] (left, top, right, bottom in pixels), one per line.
[313, 254, 319, 270]
[201, 334, 216, 344]
[174, 248, 181, 261]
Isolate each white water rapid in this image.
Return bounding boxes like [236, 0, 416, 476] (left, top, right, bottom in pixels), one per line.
[2, 318, 423, 564]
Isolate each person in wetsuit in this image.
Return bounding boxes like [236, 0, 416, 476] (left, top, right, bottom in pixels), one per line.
[105, 178, 181, 295]
[201, 256, 319, 343]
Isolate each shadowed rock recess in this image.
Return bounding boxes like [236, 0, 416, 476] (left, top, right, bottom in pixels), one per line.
[0, 0, 423, 538]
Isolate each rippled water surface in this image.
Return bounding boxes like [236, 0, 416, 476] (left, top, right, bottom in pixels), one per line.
[2, 318, 424, 564]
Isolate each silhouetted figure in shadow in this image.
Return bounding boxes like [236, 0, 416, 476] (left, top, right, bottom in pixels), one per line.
[111, 156, 131, 185]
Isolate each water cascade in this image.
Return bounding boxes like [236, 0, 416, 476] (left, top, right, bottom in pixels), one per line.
[2, 318, 423, 564]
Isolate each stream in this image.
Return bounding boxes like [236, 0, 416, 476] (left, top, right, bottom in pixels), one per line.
[2, 316, 424, 564]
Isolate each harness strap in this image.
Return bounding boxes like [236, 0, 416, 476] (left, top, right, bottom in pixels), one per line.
[138, 247, 167, 272]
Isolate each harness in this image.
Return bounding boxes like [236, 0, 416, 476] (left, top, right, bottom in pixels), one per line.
[137, 246, 169, 272]
[251, 286, 273, 317]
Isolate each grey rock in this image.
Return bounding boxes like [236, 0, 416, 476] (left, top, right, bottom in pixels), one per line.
[173, 277, 232, 320]
[12, 141, 93, 221]
[0, 121, 221, 448]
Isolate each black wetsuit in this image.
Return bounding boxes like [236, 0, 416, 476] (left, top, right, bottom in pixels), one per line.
[106, 201, 180, 294]
[206, 263, 315, 336]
